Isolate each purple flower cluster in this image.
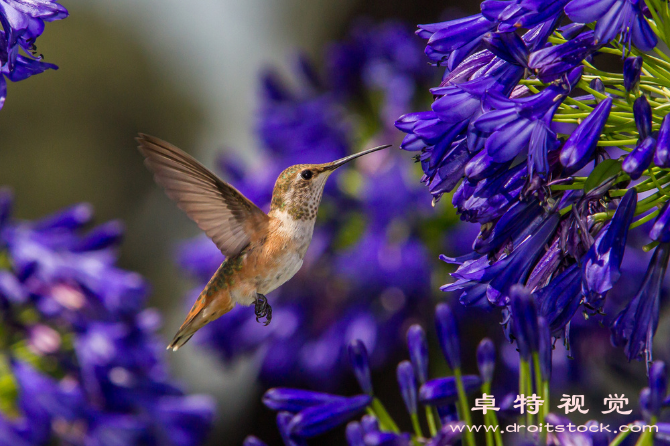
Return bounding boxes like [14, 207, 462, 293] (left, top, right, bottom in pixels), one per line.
[0, 190, 213, 445]
[0, 0, 67, 109]
[396, 0, 670, 367]
[177, 21, 438, 387]
[247, 302, 666, 445]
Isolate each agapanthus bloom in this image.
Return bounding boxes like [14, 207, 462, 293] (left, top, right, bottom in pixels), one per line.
[0, 0, 67, 109]
[0, 190, 214, 445]
[247, 303, 659, 446]
[395, 0, 670, 367]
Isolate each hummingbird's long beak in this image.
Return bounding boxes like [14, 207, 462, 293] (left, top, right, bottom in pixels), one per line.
[324, 144, 392, 171]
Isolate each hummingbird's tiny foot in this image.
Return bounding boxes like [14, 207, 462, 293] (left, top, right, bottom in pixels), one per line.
[263, 304, 272, 326]
[254, 294, 272, 325]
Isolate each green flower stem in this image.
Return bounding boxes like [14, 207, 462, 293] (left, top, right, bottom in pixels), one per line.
[454, 367, 475, 446]
[425, 406, 438, 437]
[481, 382, 503, 446]
[371, 398, 400, 433]
[630, 209, 660, 229]
[649, 168, 670, 197]
[597, 139, 638, 146]
[519, 359, 533, 426]
[531, 352, 546, 443]
[559, 204, 573, 216]
[609, 427, 633, 446]
[635, 429, 655, 446]
[644, 241, 660, 252]
[410, 412, 423, 439]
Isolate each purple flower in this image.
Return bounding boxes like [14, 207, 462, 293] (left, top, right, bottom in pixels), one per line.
[650, 201, 670, 243]
[0, 0, 67, 110]
[534, 263, 583, 333]
[649, 361, 667, 417]
[624, 56, 643, 92]
[364, 431, 411, 446]
[442, 213, 560, 308]
[419, 375, 482, 405]
[476, 338, 495, 383]
[565, 0, 657, 51]
[481, 0, 568, 32]
[396, 361, 417, 415]
[582, 188, 637, 306]
[655, 114, 670, 167]
[481, 31, 529, 67]
[510, 285, 539, 360]
[417, 14, 497, 69]
[634, 95, 652, 140]
[611, 243, 670, 362]
[435, 303, 460, 369]
[288, 395, 372, 438]
[262, 388, 347, 413]
[474, 67, 582, 175]
[406, 325, 428, 384]
[0, 191, 214, 445]
[528, 31, 598, 82]
[623, 136, 656, 180]
[346, 421, 364, 446]
[559, 96, 613, 173]
[348, 340, 373, 395]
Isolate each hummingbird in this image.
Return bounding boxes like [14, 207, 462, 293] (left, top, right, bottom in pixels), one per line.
[136, 134, 390, 351]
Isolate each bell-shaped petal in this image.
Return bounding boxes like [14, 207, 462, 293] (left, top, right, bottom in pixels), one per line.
[262, 388, 347, 413]
[565, 0, 657, 50]
[582, 188, 637, 302]
[623, 136, 656, 180]
[651, 202, 670, 243]
[345, 422, 364, 446]
[482, 31, 529, 67]
[634, 95, 652, 140]
[364, 431, 411, 446]
[435, 303, 460, 369]
[407, 325, 429, 384]
[528, 31, 597, 82]
[655, 114, 670, 168]
[649, 361, 667, 417]
[476, 338, 495, 383]
[348, 340, 373, 395]
[396, 361, 417, 415]
[534, 263, 583, 332]
[560, 96, 612, 173]
[288, 395, 371, 438]
[624, 56, 643, 92]
[419, 375, 482, 405]
[611, 243, 670, 363]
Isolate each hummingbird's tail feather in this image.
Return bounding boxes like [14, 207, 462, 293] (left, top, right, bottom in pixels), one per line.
[167, 286, 235, 352]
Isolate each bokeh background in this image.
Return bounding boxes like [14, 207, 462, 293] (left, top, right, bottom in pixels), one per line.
[1, 1, 664, 444]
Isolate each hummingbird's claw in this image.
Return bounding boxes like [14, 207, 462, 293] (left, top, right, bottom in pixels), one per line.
[254, 294, 272, 326]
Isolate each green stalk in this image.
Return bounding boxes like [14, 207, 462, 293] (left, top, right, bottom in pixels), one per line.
[425, 406, 438, 437]
[371, 398, 400, 433]
[454, 367, 475, 446]
[410, 413, 423, 439]
[482, 382, 503, 446]
[609, 428, 632, 446]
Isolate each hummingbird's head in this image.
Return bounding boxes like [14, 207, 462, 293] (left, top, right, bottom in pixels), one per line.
[269, 144, 391, 220]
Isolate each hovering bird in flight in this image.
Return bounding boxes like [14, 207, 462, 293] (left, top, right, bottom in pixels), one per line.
[136, 134, 390, 351]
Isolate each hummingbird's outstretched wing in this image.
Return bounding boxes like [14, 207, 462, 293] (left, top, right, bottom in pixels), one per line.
[137, 133, 269, 257]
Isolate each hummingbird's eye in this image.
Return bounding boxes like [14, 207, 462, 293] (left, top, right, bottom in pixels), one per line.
[300, 169, 313, 180]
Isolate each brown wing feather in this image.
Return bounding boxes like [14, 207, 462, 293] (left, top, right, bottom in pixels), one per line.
[136, 133, 269, 257]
